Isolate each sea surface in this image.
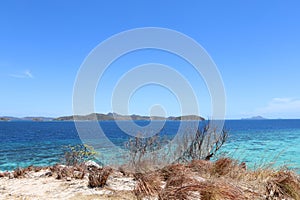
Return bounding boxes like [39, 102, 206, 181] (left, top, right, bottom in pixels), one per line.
[0, 120, 299, 172]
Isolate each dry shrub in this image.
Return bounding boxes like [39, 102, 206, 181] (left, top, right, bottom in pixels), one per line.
[50, 164, 86, 180]
[160, 180, 245, 200]
[11, 165, 50, 178]
[266, 170, 300, 200]
[60, 167, 74, 178]
[134, 172, 163, 199]
[213, 157, 237, 176]
[125, 133, 164, 172]
[160, 166, 203, 199]
[188, 159, 213, 176]
[72, 164, 87, 179]
[160, 163, 188, 181]
[88, 167, 112, 188]
[176, 125, 228, 162]
[23, 165, 34, 172]
[34, 166, 43, 172]
[118, 166, 131, 176]
[13, 168, 25, 178]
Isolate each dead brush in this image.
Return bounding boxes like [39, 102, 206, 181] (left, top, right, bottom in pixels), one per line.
[134, 172, 163, 199]
[160, 163, 188, 181]
[12, 165, 46, 178]
[13, 168, 25, 178]
[88, 167, 112, 188]
[187, 159, 213, 176]
[159, 168, 202, 199]
[266, 170, 300, 200]
[212, 157, 239, 177]
[160, 180, 245, 200]
[59, 166, 74, 179]
[33, 166, 43, 172]
[50, 164, 86, 180]
[164, 171, 199, 189]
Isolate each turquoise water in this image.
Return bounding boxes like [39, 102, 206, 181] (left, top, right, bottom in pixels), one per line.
[0, 120, 299, 172]
[221, 120, 300, 171]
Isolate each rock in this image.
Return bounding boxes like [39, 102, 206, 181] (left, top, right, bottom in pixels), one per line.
[73, 171, 84, 179]
[0, 173, 4, 178]
[240, 162, 247, 170]
[84, 160, 101, 169]
[8, 173, 14, 179]
[44, 172, 53, 177]
[3, 172, 10, 177]
[66, 177, 72, 181]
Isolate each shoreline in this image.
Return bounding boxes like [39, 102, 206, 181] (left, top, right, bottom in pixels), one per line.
[1, 158, 300, 200]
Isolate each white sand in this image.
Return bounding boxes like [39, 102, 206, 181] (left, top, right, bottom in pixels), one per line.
[0, 169, 136, 200]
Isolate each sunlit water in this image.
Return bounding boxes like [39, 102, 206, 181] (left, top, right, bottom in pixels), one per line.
[0, 120, 299, 173]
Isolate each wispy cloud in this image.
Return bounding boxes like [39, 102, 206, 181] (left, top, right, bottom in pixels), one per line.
[246, 98, 300, 118]
[9, 70, 34, 79]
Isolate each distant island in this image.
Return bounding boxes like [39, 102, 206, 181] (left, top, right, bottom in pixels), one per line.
[241, 116, 268, 120]
[0, 113, 204, 122]
[0, 116, 53, 121]
[55, 113, 205, 121]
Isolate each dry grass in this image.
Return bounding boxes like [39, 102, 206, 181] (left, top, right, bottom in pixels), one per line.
[125, 157, 300, 200]
[50, 164, 86, 180]
[266, 170, 300, 199]
[160, 181, 245, 200]
[88, 167, 112, 188]
[12, 165, 49, 178]
[134, 172, 163, 199]
[4, 158, 300, 199]
[160, 163, 188, 181]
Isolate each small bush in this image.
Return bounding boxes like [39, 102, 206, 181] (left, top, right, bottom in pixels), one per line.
[213, 157, 236, 176]
[125, 133, 165, 172]
[134, 172, 163, 199]
[63, 144, 98, 166]
[266, 170, 300, 199]
[160, 181, 244, 200]
[88, 167, 112, 188]
[50, 164, 86, 180]
[176, 123, 228, 162]
[13, 168, 25, 178]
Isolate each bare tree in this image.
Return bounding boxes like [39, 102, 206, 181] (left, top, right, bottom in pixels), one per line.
[176, 123, 228, 162]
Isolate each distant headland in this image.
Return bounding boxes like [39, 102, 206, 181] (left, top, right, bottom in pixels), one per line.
[0, 113, 205, 122]
[241, 116, 268, 120]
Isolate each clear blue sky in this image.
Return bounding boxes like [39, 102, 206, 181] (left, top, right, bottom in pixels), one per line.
[0, 0, 299, 119]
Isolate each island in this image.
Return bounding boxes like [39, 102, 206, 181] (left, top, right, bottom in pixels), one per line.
[54, 113, 205, 121]
[0, 113, 204, 122]
[241, 116, 268, 120]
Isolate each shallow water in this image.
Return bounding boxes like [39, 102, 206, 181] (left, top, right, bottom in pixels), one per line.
[0, 120, 299, 172]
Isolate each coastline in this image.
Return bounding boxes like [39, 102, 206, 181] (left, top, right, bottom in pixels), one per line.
[1, 158, 300, 200]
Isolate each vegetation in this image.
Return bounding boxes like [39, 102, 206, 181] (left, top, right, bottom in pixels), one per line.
[2, 123, 300, 199]
[2, 157, 300, 199]
[63, 144, 99, 166]
[123, 123, 300, 199]
[124, 122, 228, 172]
[133, 158, 300, 200]
[125, 133, 166, 172]
[88, 167, 112, 188]
[176, 123, 228, 162]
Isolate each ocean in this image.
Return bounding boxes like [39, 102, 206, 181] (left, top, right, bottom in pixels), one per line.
[0, 120, 299, 172]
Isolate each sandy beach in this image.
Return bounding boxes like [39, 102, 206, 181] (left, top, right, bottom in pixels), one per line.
[1, 158, 300, 200]
[0, 167, 136, 200]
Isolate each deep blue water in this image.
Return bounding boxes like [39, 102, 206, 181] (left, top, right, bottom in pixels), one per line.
[0, 120, 299, 172]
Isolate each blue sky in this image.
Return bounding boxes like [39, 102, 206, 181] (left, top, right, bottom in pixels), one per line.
[0, 1, 300, 119]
